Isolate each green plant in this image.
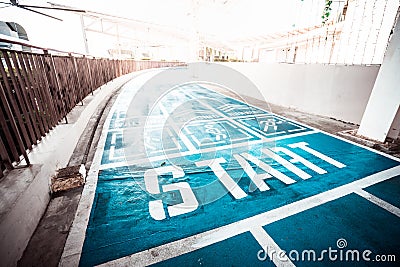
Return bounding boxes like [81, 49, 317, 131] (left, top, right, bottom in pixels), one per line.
[300, 0, 333, 25]
[322, 0, 333, 25]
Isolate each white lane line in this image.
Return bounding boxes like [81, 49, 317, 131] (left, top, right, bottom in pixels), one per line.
[144, 142, 156, 151]
[109, 146, 118, 161]
[157, 100, 171, 117]
[238, 120, 251, 127]
[225, 120, 238, 128]
[250, 226, 295, 267]
[111, 132, 117, 145]
[237, 128, 253, 138]
[178, 131, 198, 152]
[183, 126, 193, 134]
[109, 130, 123, 161]
[191, 135, 201, 146]
[265, 130, 316, 142]
[262, 131, 286, 137]
[157, 101, 198, 153]
[355, 189, 400, 217]
[167, 128, 182, 149]
[288, 142, 346, 169]
[98, 131, 319, 170]
[100, 165, 400, 266]
[288, 128, 304, 133]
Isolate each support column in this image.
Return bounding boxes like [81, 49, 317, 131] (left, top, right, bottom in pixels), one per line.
[80, 14, 89, 55]
[357, 9, 400, 142]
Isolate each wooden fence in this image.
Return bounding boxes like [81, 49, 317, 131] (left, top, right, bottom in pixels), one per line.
[0, 45, 183, 178]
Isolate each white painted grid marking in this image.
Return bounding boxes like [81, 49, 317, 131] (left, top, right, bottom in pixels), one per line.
[100, 166, 400, 266]
[157, 101, 198, 153]
[99, 130, 317, 170]
[62, 75, 400, 267]
[355, 189, 400, 217]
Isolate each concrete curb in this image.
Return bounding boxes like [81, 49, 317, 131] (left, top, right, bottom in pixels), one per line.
[336, 130, 377, 148]
[59, 69, 163, 267]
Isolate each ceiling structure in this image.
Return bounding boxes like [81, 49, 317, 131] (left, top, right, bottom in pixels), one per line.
[47, 0, 310, 50]
[0, 0, 348, 60]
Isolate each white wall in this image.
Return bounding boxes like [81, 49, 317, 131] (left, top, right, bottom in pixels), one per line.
[221, 62, 380, 124]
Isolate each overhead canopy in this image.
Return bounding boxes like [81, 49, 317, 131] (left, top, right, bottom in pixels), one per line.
[50, 0, 336, 49]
